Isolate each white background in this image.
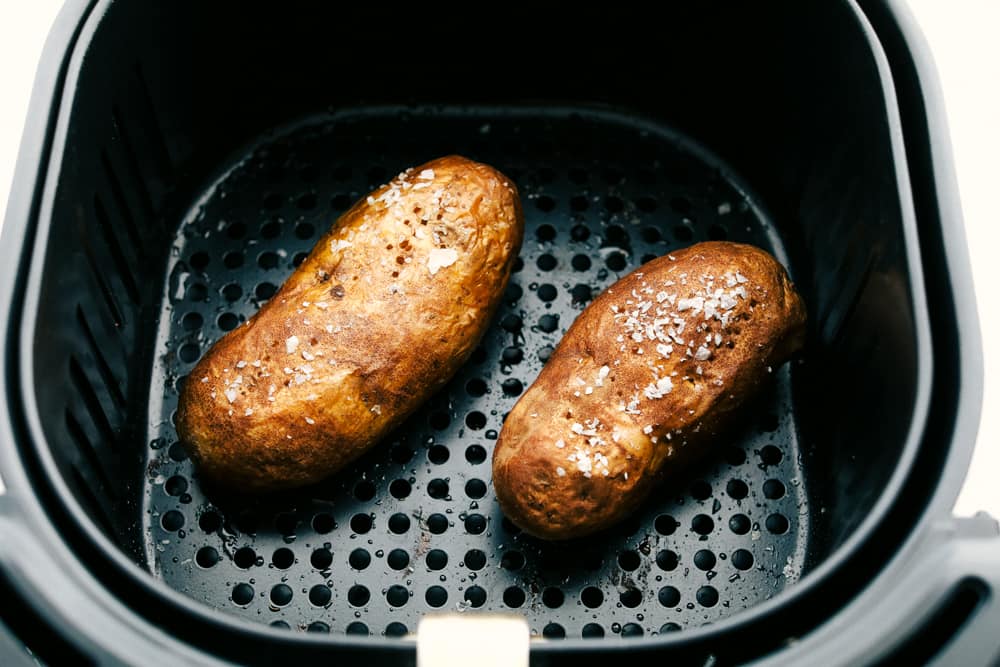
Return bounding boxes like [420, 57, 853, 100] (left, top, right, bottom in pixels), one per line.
[0, 2, 996, 512]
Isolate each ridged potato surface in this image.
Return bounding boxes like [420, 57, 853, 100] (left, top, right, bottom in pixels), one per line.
[177, 156, 523, 491]
[493, 242, 805, 540]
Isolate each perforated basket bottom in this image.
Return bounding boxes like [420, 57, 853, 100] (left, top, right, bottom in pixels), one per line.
[144, 107, 808, 640]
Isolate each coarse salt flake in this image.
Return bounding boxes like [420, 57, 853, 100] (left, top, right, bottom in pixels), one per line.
[427, 247, 459, 275]
[644, 376, 674, 399]
[244, 408, 253, 416]
[224, 388, 238, 403]
[556, 466, 566, 477]
[418, 168, 435, 180]
[677, 296, 704, 312]
[694, 345, 712, 361]
[304, 417, 315, 425]
[286, 335, 300, 354]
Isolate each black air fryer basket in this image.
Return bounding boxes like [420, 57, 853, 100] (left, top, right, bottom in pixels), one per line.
[1, 1, 996, 665]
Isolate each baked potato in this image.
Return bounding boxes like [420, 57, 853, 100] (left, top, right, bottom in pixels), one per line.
[493, 241, 805, 540]
[177, 155, 524, 491]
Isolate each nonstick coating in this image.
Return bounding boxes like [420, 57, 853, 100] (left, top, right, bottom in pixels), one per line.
[143, 108, 808, 639]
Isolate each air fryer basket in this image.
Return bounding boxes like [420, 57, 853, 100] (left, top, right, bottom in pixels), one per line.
[148, 108, 807, 636]
[0, 1, 996, 665]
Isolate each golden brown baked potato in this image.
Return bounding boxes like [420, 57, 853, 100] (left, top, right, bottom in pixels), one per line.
[493, 241, 805, 540]
[177, 156, 523, 491]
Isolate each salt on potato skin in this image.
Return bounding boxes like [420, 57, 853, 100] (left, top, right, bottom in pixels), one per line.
[493, 242, 806, 540]
[177, 156, 523, 491]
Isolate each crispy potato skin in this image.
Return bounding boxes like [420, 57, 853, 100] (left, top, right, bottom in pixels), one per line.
[177, 156, 523, 491]
[493, 242, 805, 540]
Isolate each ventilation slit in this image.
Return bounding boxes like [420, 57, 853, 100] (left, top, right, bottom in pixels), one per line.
[76, 305, 127, 411]
[111, 105, 154, 220]
[69, 355, 119, 451]
[99, 151, 146, 257]
[81, 241, 124, 328]
[65, 410, 118, 503]
[92, 195, 140, 304]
